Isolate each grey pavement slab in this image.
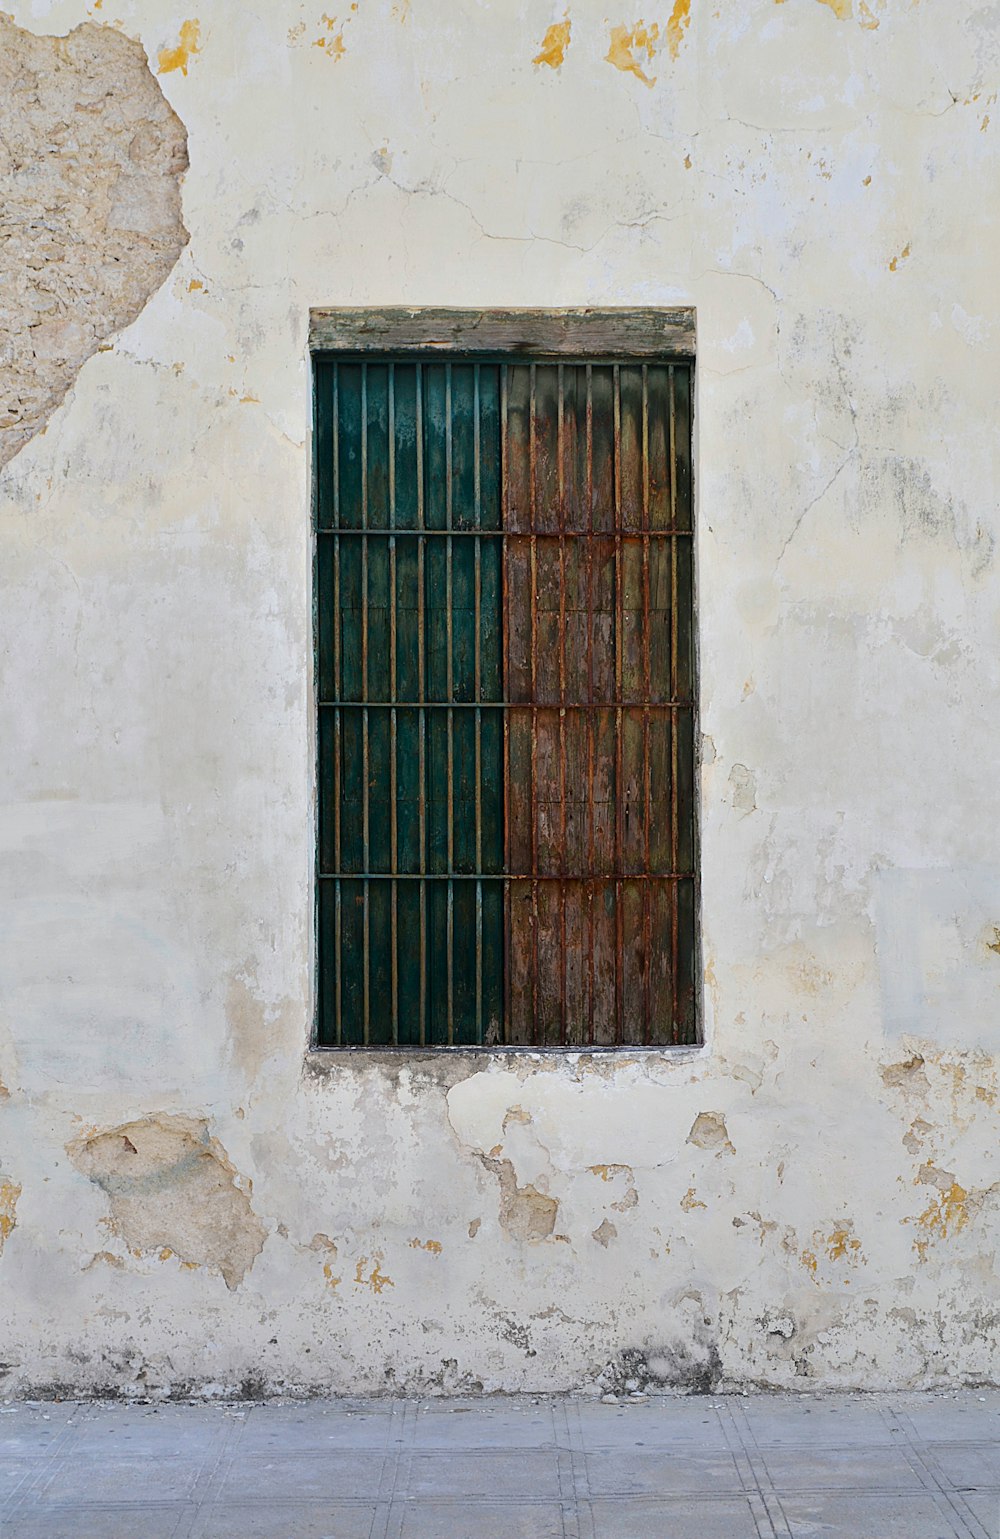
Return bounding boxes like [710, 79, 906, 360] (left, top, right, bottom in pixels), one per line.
[0, 1389, 995, 1538]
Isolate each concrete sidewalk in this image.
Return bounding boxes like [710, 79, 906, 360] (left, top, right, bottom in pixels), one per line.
[0, 1389, 997, 1537]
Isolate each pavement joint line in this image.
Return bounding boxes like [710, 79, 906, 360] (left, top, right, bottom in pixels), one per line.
[716, 1397, 790, 1539]
[887, 1406, 993, 1539]
[181, 1399, 254, 1539]
[0, 1403, 83, 1524]
[552, 1397, 582, 1539]
[556, 1397, 587, 1539]
[378, 1396, 416, 1539]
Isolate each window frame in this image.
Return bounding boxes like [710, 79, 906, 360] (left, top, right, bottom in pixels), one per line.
[308, 307, 701, 1056]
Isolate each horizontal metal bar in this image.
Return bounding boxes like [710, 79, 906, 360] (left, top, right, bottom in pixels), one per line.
[317, 526, 692, 538]
[318, 700, 694, 710]
[310, 308, 696, 357]
[318, 873, 693, 882]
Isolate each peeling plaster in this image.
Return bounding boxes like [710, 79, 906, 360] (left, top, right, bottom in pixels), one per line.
[70, 1116, 265, 1290]
[0, 17, 188, 468]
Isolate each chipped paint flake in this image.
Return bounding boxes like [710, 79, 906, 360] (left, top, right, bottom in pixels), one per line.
[157, 19, 201, 76]
[534, 14, 571, 69]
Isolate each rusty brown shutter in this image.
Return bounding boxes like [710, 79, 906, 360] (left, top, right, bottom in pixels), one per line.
[315, 354, 696, 1047]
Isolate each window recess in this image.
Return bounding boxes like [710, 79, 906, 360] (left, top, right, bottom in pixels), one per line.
[313, 313, 697, 1048]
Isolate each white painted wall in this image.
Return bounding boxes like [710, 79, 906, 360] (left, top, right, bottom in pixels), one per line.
[1, 0, 999, 1395]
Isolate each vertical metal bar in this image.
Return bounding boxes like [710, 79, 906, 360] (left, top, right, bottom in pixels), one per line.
[446, 365, 454, 1045]
[500, 365, 512, 1043]
[389, 364, 398, 1045]
[334, 712, 342, 1043]
[474, 366, 483, 1043]
[333, 363, 342, 1042]
[557, 364, 568, 1043]
[642, 364, 652, 1045]
[416, 364, 427, 1047]
[669, 364, 680, 1044]
[529, 363, 539, 1044]
[361, 364, 370, 1046]
[586, 364, 595, 1047]
[613, 363, 624, 1046]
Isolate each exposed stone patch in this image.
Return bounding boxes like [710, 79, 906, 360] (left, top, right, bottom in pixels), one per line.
[0, 17, 189, 468]
[484, 1157, 558, 1242]
[70, 1115, 265, 1290]
[687, 1111, 735, 1154]
[881, 1054, 931, 1094]
[592, 1218, 617, 1247]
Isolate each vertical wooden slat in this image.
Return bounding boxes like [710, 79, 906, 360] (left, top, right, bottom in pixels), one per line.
[585, 365, 596, 1045]
[529, 363, 539, 1042]
[641, 364, 652, 1044]
[613, 363, 624, 1046]
[669, 364, 679, 1042]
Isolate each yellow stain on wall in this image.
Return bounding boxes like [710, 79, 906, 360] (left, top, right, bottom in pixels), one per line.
[157, 19, 201, 76]
[534, 14, 571, 68]
[606, 21, 660, 87]
[589, 1164, 632, 1182]
[322, 1261, 342, 1289]
[889, 242, 911, 271]
[354, 1255, 394, 1294]
[825, 1226, 863, 1263]
[409, 1237, 443, 1253]
[912, 1180, 971, 1260]
[858, 0, 879, 26]
[0, 1178, 20, 1244]
[666, 0, 691, 58]
[817, 0, 851, 15]
[680, 1186, 707, 1211]
[314, 15, 346, 56]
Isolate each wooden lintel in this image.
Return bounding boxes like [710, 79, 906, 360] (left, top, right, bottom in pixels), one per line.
[309, 307, 696, 357]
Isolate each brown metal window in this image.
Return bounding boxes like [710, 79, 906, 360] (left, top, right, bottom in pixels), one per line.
[313, 309, 697, 1049]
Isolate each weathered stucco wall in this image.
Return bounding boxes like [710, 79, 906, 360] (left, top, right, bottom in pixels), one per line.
[1, 0, 999, 1396]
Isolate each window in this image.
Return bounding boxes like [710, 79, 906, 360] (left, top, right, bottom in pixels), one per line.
[313, 309, 697, 1049]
